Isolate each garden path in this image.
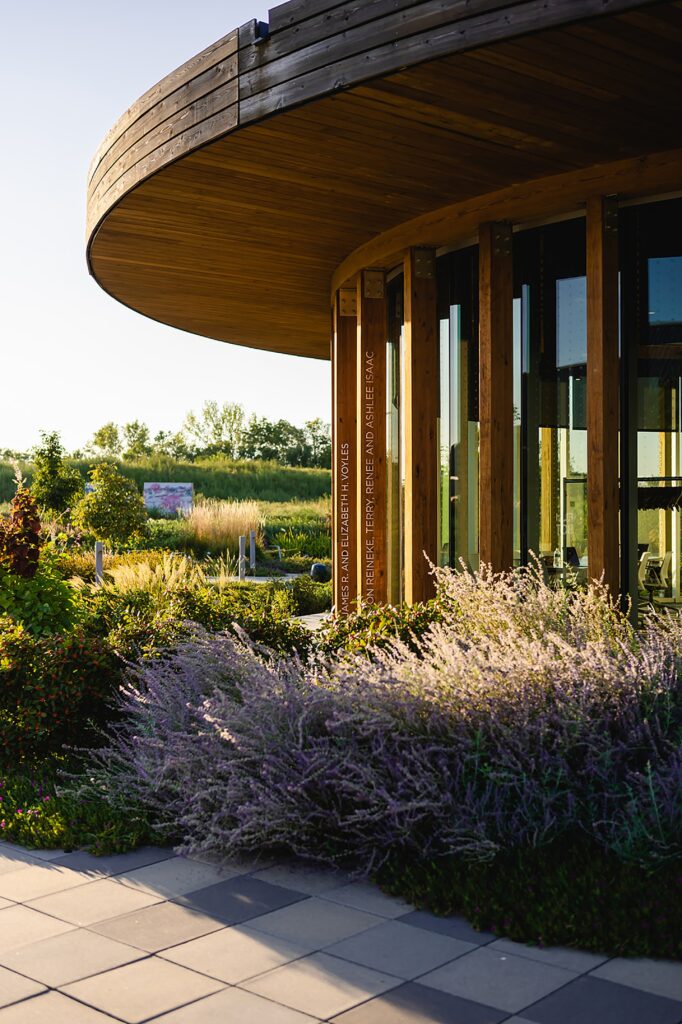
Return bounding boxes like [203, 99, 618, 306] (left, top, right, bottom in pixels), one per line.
[0, 842, 680, 1023]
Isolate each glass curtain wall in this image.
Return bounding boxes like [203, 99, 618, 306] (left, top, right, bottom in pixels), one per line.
[621, 197, 682, 614]
[438, 248, 479, 570]
[387, 275, 404, 604]
[515, 219, 588, 579]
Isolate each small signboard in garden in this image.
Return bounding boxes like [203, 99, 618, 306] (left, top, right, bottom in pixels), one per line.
[143, 482, 193, 515]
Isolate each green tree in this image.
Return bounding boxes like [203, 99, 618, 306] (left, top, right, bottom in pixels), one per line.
[151, 430, 192, 461]
[122, 420, 152, 461]
[183, 401, 244, 458]
[240, 416, 314, 466]
[72, 462, 148, 548]
[31, 431, 83, 514]
[90, 422, 122, 459]
[304, 419, 331, 468]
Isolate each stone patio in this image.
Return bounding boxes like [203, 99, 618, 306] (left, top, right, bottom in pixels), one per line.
[0, 842, 680, 1023]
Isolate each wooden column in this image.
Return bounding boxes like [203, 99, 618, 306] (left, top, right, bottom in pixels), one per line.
[332, 288, 358, 614]
[357, 270, 388, 604]
[586, 196, 620, 594]
[479, 222, 514, 572]
[403, 248, 439, 602]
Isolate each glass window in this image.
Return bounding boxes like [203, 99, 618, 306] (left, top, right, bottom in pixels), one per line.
[438, 248, 479, 571]
[621, 197, 682, 616]
[515, 218, 588, 578]
[648, 256, 682, 327]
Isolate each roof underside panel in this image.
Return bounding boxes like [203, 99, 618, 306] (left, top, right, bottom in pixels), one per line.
[87, 0, 682, 358]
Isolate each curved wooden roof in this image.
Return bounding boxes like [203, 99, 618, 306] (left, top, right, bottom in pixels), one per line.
[87, 0, 682, 359]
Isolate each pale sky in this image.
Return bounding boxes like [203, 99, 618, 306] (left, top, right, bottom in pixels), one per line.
[0, 1, 330, 454]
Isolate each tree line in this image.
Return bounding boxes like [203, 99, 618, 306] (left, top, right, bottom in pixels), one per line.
[2, 403, 331, 470]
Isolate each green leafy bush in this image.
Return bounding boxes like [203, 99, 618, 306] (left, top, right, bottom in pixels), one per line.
[0, 620, 121, 764]
[31, 432, 83, 514]
[267, 524, 331, 560]
[81, 567, 312, 660]
[288, 576, 332, 615]
[0, 762, 158, 855]
[317, 599, 443, 656]
[73, 462, 149, 548]
[378, 838, 682, 960]
[0, 558, 81, 635]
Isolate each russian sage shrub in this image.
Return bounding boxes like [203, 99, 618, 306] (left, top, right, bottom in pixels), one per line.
[70, 565, 682, 872]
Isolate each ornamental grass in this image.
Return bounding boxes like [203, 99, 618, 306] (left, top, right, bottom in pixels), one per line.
[180, 497, 262, 556]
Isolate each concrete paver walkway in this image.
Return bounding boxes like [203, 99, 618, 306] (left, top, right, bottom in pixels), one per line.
[0, 842, 680, 1023]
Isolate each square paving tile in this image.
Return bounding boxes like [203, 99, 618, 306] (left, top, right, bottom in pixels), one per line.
[0, 928, 146, 986]
[241, 950, 400, 1018]
[247, 896, 385, 949]
[19, 847, 67, 862]
[522, 975, 682, 1024]
[114, 856, 239, 898]
[51, 845, 175, 877]
[0, 898, 13, 911]
[419, 946, 577, 1013]
[322, 882, 411, 918]
[250, 861, 350, 896]
[174, 876, 306, 925]
[330, 981, 509, 1023]
[90, 900, 225, 952]
[160, 922, 309, 983]
[27, 877, 162, 926]
[154, 985, 320, 1022]
[326, 920, 475, 980]
[0, 991, 118, 1022]
[0, 846, 43, 876]
[488, 938, 608, 974]
[0, 964, 45, 1008]
[590, 956, 682, 1001]
[62, 956, 225, 1023]
[0, 863, 92, 902]
[398, 911, 496, 945]
[0, 905, 75, 953]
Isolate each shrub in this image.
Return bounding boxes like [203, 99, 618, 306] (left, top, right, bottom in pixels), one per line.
[81, 563, 312, 660]
[0, 620, 121, 764]
[0, 556, 81, 635]
[31, 432, 83, 514]
[0, 763, 157, 855]
[378, 838, 682, 959]
[72, 565, 682, 885]
[55, 546, 171, 583]
[318, 599, 443, 656]
[73, 462, 149, 548]
[267, 524, 331, 560]
[288, 576, 332, 615]
[0, 484, 41, 578]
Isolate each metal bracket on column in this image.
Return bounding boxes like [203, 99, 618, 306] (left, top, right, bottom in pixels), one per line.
[339, 287, 357, 317]
[363, 270, 385, 300]
[413, 248, 436, 280]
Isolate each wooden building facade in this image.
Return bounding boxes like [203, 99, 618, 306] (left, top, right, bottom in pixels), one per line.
[87, 0, 682, 614]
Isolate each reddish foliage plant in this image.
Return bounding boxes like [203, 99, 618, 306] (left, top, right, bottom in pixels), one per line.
[0, 488, 41, 579]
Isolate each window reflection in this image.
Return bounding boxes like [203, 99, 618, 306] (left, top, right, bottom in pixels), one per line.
[438, 248, 479, 571]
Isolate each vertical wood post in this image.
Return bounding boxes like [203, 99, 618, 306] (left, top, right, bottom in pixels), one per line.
[357, 270, 388, 604]
[94, 541, 104, 586]
[404, 247, 439, 602]
[479, 222, 514, 572]
[332, 287, 358, 614]
[586, 196, 620, 594]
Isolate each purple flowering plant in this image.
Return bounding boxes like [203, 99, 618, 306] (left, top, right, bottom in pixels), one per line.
[67, 562, 682, 874]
